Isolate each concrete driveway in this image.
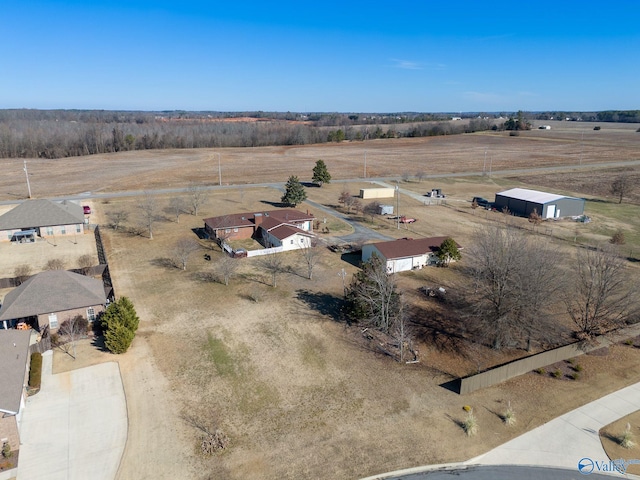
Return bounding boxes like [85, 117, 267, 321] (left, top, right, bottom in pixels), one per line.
[17, 351, 127, 480]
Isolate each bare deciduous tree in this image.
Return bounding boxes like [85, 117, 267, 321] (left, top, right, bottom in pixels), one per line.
[415, 170, 426, 183]
[344, 254, 401, 334]
[77, 254, 94, 275]
[338, 189, 351, 207]
[563, 246, 638, 337]
[108, 210, 129, 231]
[14, 264, 32, 285]
[172, 238, 200, 270]
[215, 255, 239, 286]
[259, 254, 285, 288]
[44, 258, 66, 270]
[58, 315, 89, 360]
[363, 201, 380, 222]
[189, 183, 207, 216]
[610, 173, 634, 204]
[466, 225, 565, 350]
[139, 193, 158, 239]
[169, 196, 187, 223]
[299, 241, 321, 280]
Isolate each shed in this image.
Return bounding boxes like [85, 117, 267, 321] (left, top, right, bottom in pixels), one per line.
[359, 188, 395, 199]
[378, 204, 394, 215]
[494, 188, 584, 219]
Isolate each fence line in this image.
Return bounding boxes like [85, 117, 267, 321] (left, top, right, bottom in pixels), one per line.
[458, 324, 640, 394]
[246, 246, 284, 257]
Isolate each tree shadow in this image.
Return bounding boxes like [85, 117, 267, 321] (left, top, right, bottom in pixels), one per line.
[260, 200, 289, 208]
[296, 289, 344, 321]
[91, 334, 109, 353]
[151, 257, 177, 269]
[301, 182, 320, 188]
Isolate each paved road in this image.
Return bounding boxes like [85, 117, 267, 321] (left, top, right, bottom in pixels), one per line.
[17, 351, 128, 480]
[372, 464, 628, 479]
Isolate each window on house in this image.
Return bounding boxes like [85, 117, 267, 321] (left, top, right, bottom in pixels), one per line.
[61, 226, 66, 235]
[233, 228, 238, 232]
[87, 307, 96, 322]
[76, 224, 82, 233]
[46, 227, 54, 236]
[225, 229, 231, 234]
[48, 313, 58, 329]
[291, 240, 294, 244]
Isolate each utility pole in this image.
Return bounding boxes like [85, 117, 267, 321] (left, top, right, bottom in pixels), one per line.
[214, 152, 221, 186]
[483, 150, 487, 175]
[395, 184, 400, 229]
[23, 160, 32, 198]
[338, 268, 347, 296]
[363, 151, 367, 178]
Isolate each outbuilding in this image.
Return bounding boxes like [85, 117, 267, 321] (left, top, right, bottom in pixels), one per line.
[494, 188, 585, 219]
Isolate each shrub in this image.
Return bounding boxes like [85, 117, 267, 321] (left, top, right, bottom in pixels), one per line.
[503, 401, 516, 426]
[570, 372, 580, 380]
[620, 423, 636, 449]
[593, 126, 601, 131]
[463, 411, 478, 436]
[552, 369, 562, 378]
[574, 364, 583, 372]
[625, 339, 634, 346]
[534, 367, 546, 375]
[1, 441, 11, 458]
[29, 352, 42, 389]
[509, 131, 520, 136]
[610, 230, 625, 245]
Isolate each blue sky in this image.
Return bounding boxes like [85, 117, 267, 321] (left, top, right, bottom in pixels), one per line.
[2, 1, 639, 112]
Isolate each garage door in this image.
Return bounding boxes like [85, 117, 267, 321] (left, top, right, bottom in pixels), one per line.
[393, 258, 413, 272]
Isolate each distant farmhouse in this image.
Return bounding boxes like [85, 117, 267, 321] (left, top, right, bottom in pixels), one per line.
[362, 237, 461, 274]
[494, 188, 585, 219]
[204, 209, 315, 251]
[0, 199, 86, 243]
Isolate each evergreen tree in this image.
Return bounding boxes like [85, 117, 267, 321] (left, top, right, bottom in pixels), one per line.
[436, 237, 461, 266]
[312, 159, 331, 186]
[101, 297, 140, 354]
[281, 175, 307, 207]
[104, 322, 135, 354]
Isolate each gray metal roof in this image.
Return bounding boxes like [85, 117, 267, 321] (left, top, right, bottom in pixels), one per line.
[0, 329, 31, 414]
[496, 188, 576, 204]
[0, 199, 84, 230]
[0, 270, 107, 321]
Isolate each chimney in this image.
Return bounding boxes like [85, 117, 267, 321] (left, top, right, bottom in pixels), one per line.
[254, 213, 263, 226]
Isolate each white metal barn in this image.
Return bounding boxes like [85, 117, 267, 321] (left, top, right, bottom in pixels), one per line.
[494, 188, 585, 219]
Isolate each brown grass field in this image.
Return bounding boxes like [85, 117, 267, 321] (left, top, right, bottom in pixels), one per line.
[5, 120, 640, 479]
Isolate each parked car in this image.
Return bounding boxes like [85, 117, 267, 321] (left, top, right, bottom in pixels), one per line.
[471, 197, 490, 208]
[399, 216, 417, 224]
[83, 205, 91, 214]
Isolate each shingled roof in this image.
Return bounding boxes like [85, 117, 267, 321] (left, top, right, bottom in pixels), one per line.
[0, 270, 107, 321]
[0, 199, 84, 230]
[204, 209, 314, 230]
[0, 329, 31, 414]
[369, 237, 460, 260]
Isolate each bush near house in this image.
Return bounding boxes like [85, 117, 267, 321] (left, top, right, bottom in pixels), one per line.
[29, 352, 42, 389]
[101, 297, 140, 354]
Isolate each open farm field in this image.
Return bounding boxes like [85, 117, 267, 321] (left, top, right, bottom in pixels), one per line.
[0, 120, 638, 201]
[4, 123, 640, 479]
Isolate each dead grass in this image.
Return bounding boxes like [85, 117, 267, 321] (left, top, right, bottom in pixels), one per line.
[600, 410, 640, 476]
[11, 123, 640, 479]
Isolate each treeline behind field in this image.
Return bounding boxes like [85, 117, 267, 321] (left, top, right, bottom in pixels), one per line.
[0, 110, 493, 159]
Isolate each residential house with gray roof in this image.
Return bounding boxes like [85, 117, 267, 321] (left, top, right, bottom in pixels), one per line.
[0, 270, 107, 332]
[0, 329, 32, 454]
[0, 199, 86, 243]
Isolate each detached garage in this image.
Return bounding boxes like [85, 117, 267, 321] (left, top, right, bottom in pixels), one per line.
[494, 188, 585, 219]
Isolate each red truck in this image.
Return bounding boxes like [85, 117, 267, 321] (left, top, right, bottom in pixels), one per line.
[399, 216, 416, 224]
